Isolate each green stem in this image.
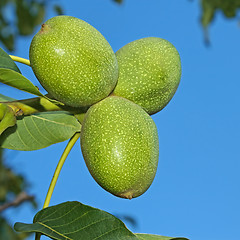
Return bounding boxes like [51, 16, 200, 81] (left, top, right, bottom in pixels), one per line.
[35, 132, 81, 240]
[37, 132, 80, 240]
[43, 132, 81, 209]
[7, 97, 62, 116]
[9, 55, 31, 66]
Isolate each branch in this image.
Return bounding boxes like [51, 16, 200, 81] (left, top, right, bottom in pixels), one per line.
[3, 96, 87, 117]
[0, 192, 34, 212]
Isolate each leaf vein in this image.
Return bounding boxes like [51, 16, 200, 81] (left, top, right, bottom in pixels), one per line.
[38, 203, 69, 222]
[63, 216, 112, 235]
[38, 222, 72, 240]
[43, 204, 80, 223]
[15, 128, 29, 149]
[31, 117, 52, 143]
[22, 118, 43, 146]
[42, 119, 61, 141]
[50, 209, 94, 228]
[93, 226, 122, 240]
[33, 115, 78, 129]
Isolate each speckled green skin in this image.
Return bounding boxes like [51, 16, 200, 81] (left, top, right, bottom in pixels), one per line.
[113, 37, 181, 115]
[80, 96, 159, 199]
[30, 16, 118, 107]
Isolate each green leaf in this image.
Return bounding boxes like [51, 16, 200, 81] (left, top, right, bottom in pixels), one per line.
[0, 148, 37, 209]
[0, 68, 44, 96]
[0, 217, 29, 240]
[0, 48, 21, 73]
[0, 28, 15, 52]
[0, 112, 81, 151]
[0, 103, 16, 135]
[136, 234, 189, 240]
[53, 4, 64, 15]
[201, 0, 215, 28]
[0, 152, 24, 202]
[201, 0, 240, 28]
[0, 68, 62, 104]
[113, 0, 123, 4]
[16, 0, 35, 36]
[32, 3, 45, 26]
[14, 201, 138, 240]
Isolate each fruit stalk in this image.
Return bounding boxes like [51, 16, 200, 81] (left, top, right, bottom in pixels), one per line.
[9, 55, 30, 66]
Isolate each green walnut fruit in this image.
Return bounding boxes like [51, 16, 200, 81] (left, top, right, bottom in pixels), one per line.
[80, 96, 159, 199]
[113, 37, 181, 115]
[29, 15, 118, 107]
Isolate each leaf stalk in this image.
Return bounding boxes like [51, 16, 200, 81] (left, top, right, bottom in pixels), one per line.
[43, 132, 80, 209]
[36, 132, 80, 240]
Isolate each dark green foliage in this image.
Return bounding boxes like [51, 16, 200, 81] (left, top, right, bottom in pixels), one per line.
[0, 0, 63, 51]
[53, 4, 64, 15]
[0, 149, 23, 203]
[0, 148, 35, 240]
[112, 0, 240, 29]
[113, 0, 123, 3]
[201, 0, 240, 27]
[16, 0, 46, 36]
[0, 148, 36, 207]
[0, 217, 29, 240]
[200, 0, 240, 43]
[0, 0, 239, 51]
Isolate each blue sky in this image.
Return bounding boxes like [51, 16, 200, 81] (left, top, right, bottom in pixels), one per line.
[2, 1, 240, 240]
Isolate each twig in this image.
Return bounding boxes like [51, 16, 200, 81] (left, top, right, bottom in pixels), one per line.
[0, 192, 34, 212]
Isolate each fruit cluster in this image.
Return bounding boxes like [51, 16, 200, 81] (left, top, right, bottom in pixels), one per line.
[30, 15, 181, 199]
